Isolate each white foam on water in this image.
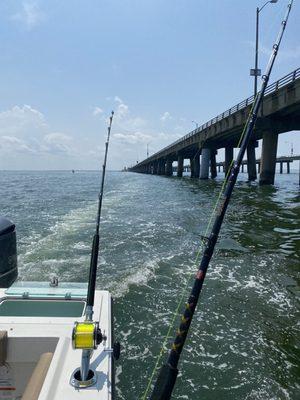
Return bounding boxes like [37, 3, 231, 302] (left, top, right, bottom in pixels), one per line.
[108, 259, 159, 298]
[32, 204, 93, 238]
[18, 202, 97, 274]
[73, 241, 91, 250]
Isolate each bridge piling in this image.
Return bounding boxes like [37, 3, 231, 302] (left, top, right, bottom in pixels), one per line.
[225, 146, 234, 175]
[259, 132, 279, 185]
[247, 142, 257, 181]
[177, 155, 183, 177]
[190, 158, 195, 178]
[194, 154, 200, 178]
[200, 148, 210, 179]
[158, 159, 165, 175]
[210, 150, 217, 179]
[166, 159, 173, 176]
[129, 69, 300, 185]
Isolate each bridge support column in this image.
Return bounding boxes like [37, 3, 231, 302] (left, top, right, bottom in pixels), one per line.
[241, 164, 244, 173]
[260, 132, 278, 185]
[190, 158, 195, 178]
[218, 165, 221, 173]
[200, 148, 210, 179]
[194, 154, 200, 178]
[158, 160, 165, 175]
[225, 146, 234, 176]
[210, 150, 217, 179]
[247, 142, 257, 181]
[165, 159, 173, 176]
[287, 162, 290, 174]
[153, 161, 158, 175]
[177, 155, 184, 177]
[280, 162, 283, 174]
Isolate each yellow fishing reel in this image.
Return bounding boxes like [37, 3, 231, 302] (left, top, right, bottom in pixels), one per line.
[72, 321, 104, 350]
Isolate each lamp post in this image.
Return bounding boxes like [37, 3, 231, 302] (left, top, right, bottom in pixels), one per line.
[192, 120, 199, 129]
[285, 141, 294, 156]
[251, 0, 278, 96]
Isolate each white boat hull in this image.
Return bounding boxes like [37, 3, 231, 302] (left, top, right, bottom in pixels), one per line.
[0, 282, 114, 400]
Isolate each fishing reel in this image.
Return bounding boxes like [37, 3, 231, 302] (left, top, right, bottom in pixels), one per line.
[71, 321, 105, 388]
[72, 321, 104, 350]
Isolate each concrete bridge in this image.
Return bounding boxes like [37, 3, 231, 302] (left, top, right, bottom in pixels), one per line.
[216, 155, 300, 174]
[129, 68, 300, 184]
[173, 155, 300, 175]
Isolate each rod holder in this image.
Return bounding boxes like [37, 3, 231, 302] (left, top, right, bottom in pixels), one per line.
[71, 321, 104, 387]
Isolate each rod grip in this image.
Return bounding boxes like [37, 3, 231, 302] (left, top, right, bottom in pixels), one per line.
[150, 364, 178, 400]
[87, 233, 99, 307]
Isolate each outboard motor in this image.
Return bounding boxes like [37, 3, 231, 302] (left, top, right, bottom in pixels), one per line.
[0, 217, 18, 288]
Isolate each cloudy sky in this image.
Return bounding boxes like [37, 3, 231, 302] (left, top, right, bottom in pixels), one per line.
[0, 0, 299, 170]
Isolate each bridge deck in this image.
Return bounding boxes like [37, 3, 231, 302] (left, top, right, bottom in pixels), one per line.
[131, 68, 300, 168]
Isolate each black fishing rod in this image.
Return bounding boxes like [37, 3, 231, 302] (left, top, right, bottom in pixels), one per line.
[71, 111, 115, 387]
[150, 2, 293, 399]
[86, 110, 114, 321]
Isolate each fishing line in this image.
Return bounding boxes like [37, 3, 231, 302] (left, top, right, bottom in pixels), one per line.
[143, 0, 293, 396]
[141, 93, 259, 399]
[148, 1, 293, 397]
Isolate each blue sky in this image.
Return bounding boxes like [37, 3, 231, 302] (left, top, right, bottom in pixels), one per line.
[0, 0, 299, 170]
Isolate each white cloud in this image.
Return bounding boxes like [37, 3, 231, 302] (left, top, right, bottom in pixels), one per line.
[246, 40, 300, 62]
[160, 111, 172, 122]
[114, 96, 124, 104]
[156, 131, 181, 141]
[112, 96, 146, 130]
[0, 101, 186, 169]
[93, 107, 103, 116]
[44, 132, 71, 143]
[0, 135, 36, 154]
[258, 43, 300, 59]
[115, 102, 129, 120]
[43, 132, 73, 155]
[0, 104, 76, 160]
[11, 1, 44, 30]
[113, 131, 151, 144]
[0, 104, 46, 137]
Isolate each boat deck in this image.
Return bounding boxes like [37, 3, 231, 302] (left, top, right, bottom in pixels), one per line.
[0, 282, 113, 400]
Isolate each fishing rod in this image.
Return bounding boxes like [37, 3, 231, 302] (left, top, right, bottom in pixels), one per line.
[86, 110, 114, 321]
[150, 2, 293, 399]
[71, 111, 114, 387]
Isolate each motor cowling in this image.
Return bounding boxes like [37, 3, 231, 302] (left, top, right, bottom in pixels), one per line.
[0, 217, 18, 288]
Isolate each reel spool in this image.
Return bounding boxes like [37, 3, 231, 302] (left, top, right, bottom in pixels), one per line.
[72, 321, 103, 350]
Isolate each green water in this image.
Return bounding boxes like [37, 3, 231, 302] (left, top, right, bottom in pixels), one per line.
[1, 170, 299, 399]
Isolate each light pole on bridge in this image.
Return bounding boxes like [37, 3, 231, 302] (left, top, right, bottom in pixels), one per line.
[192, 120, 199, 129]
[285, 141, 294, 157]
[251, 0, 278, 97]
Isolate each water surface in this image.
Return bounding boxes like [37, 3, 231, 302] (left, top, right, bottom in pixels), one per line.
[1, 170, 299, 399]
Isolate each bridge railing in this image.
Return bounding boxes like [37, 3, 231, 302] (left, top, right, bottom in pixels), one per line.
[139, 67, 299, 166]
